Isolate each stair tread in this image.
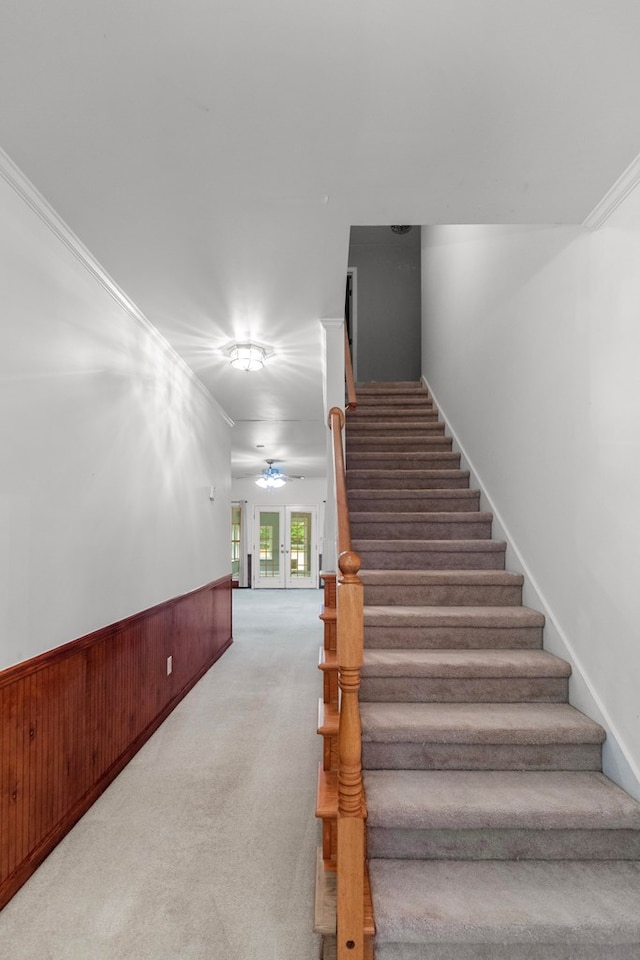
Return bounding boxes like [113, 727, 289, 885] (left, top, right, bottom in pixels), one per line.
[318, 647, 337, 671]
[355, 394, 431, 400]
[348, 420, 446, 429]
[347, 437, 451, 446]
[350, 450, 460, 458]
[364, 770, 640, 830]
[356, 384, 425, 393]
[319, 605, 337, 622]
[360, 702, 605, 744]
[351, 409, 437, 417]
[317, 698, 339, 735]
[316, 764, 337, 818]
[349, 478, 471, 491]
[361, 649, 570, 678]
[347, 460, 462, 466]
[347, 469, 468, 476]
[364, 605, 544, 626]
[349, 489, 479, 499]
[351, 511, 492, 522]
[354, 539, 506, 552]
[355, 400, 429, 404]
[360, 570, 522, 585]
[314, 848, 375, 938]
[368, 859, 640, 944]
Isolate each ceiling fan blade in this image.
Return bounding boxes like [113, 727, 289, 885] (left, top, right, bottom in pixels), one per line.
[235, 460, 305, 483]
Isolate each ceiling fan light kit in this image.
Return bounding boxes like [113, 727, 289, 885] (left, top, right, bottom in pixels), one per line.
[255, 474, 286, 489]
[253, 459, 304, 490]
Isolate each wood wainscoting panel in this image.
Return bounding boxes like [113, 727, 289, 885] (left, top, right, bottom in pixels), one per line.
[0, 575, 232, 909]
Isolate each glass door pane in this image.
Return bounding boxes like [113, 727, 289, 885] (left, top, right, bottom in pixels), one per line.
[288, 512, 311, 579]
[285, 507, 317, 589]
[253, 508, 285, 587]
[231, 505, 242, 581]
[260, 511, 280, 577]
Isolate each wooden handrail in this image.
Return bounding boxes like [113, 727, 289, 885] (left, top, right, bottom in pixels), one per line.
[329, 407, 350, 556]
[344, 327, 357, 411]
[328, 406, 367, 959]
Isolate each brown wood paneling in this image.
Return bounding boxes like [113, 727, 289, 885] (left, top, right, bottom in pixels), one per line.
[0, 575, 232, 909]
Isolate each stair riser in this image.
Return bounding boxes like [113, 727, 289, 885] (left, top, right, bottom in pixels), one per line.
[364, 584, 522, 606]
[348, 458, 460, 473]
[347, 425, 445, 436]
[364, 626, 543, 649]
[348, 495, 480, 512]
[346, 438, 452, 452]
[359, 677, 568, 703]
[350, 408, 438, 418]
[347, 472, 462, 491]
[362, 742, 603, 771]
[347, 473, 470, 490]
[356, 548, 505, 570]
[367, 827, 640, 862]
[347, 451, 457, 460]
[351, 519, 492, 540]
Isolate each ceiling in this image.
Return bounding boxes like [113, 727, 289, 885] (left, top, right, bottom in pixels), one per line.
[2, 1, 640, 480]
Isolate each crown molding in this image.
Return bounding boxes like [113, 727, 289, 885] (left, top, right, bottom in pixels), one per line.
[583, 151, 640, 230]
[0, 147, 234, 426]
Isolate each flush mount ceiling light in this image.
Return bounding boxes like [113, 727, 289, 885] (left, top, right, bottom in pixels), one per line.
[228, 342, 266, 372]
[390, 225, 413, 235]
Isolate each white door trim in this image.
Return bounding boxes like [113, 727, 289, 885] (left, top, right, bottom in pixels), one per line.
[347, 267, 358, 382]
[252, 504, 318, 589]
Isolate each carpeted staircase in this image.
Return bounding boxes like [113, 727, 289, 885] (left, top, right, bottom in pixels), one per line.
[346, 381, 640, 960]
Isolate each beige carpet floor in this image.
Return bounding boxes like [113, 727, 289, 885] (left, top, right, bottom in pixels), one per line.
[0, 588, 323, 960]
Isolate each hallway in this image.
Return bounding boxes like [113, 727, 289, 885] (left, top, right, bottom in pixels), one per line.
[0, 590, 322, 960]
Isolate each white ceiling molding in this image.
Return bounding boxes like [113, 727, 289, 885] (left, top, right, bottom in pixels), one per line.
[583, 150, 640, 231]
[0, 147, 234, 426]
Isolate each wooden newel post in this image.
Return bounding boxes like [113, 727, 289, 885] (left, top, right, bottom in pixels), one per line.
[337, 547, 365, 960]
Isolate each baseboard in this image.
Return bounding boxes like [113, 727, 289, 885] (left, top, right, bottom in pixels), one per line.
[422, 375, 640, 801]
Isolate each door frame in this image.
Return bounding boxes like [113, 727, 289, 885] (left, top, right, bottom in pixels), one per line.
[231, 500, 249, 587]
[252, 504, 318, 589]
[346, 267, 358, 382]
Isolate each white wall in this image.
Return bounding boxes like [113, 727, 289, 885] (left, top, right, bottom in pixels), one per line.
[320, 317, 346, 574]
[421, 203, 640, 796]
[0, 165, 232, 670]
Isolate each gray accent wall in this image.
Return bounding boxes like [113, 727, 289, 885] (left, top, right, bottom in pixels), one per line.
[348, 226, 421, 383]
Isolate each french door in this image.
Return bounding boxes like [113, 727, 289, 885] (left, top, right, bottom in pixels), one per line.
[253, 505, 318, 588]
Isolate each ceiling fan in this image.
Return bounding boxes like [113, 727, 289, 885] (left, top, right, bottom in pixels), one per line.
[243, 459, 305, 490]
